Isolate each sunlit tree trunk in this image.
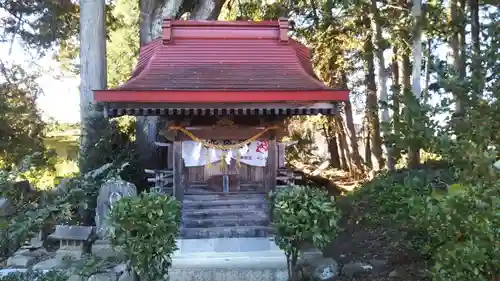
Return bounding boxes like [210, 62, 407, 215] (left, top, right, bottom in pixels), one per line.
[450, 0, 467, 116]
[389, 46, 400, 168]
[79, 0, 107, 173]
[363, 28, 384, 170]
[408, 0, 423, 168]
[370, 0, 391, 170]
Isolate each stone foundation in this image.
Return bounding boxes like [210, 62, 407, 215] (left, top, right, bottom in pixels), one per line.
[169, 237, 288, 281]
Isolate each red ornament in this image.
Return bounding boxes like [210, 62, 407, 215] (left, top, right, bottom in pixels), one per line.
[255, 141, 269, 153]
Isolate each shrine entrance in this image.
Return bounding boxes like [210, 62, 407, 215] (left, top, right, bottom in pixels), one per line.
[167, 118, 280, 197]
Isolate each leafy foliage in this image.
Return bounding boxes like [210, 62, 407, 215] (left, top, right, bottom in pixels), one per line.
[0, 63, 45, 169]
[0, 270, 67, 281]
[351, 162, 499, 281]
[0, 162, 129, 257]
[109, 193, 181, 281]
[271, 185, 341, 280]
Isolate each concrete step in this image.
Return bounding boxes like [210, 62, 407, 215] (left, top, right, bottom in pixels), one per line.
[186, 185, 267, 194]
[180, 226, 273, 239]
[182, 207, 268, 220]
[183, 217, 269, 228]
[183, 198, 268, 210]
[183, 193, 268, 201]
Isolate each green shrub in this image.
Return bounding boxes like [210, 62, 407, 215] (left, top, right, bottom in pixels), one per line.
[413, 183, 499, 281]
[271, 185, 341, 281]
[109, 192, 181, 281]
[352, 168, 499, 281]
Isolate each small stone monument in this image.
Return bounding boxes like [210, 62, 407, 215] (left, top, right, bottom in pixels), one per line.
[92, 179, 137, 258]
[21, 231, 44, 250]
[48, 225, 93, 261]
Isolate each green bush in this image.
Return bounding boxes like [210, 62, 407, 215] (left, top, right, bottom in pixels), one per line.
[271, 185, 341, 281]
[109, 192, 181, 281]
[413, 183, 499, 281]
[352, 168, 499, 281]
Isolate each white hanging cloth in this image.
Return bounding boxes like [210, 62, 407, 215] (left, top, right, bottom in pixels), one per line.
[181, 140, 269, 167]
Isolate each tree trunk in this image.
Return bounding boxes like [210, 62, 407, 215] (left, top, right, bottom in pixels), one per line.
[423, 39, 432, 104]
[408, 0, 423, 168]
[450, 0, 467, 116]
[324, 122, 341, 169]
[370, 0, 390, 171]
[340, 72, 364, 176]
[79, 0, 107, 173]
[135, 0, 224, 176]
[390, 47, 400, 166]
[79, 0, 107, 227]
[363, 117, 372, 168]
[469, 0, 481, 97]
[363, 30, 384, 170]
[343, 101, 364, 176]
[335, 116, 350, 172]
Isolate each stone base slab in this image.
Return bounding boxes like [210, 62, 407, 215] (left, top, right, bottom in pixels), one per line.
[169, 238, 288, 281]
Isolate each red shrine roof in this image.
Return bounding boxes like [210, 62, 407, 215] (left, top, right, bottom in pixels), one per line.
[93, 18, 349, 104]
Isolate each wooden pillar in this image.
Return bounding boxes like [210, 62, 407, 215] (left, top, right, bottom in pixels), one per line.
[167, 143, 173, 170]
[266, 134, 277, 193]
[277, 142, 285, 169]
[172, 140, 184, 202]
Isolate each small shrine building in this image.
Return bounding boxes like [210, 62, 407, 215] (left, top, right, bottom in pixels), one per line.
[94, 18, 348, 238]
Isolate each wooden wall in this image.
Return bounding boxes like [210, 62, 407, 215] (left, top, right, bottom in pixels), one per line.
[184, 159, 265, 184]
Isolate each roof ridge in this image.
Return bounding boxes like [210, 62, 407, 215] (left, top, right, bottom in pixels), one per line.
[288, 39, 331, 89]
[119, 39, 161, 90]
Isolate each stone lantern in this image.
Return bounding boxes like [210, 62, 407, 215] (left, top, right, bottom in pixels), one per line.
[48, 225, 93, 261]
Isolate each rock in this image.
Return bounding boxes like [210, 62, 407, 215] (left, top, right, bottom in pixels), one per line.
[68, 275, 84, 281]
[32, 258, 70, 270]
[369, 259, 388, 269]
[118, 271, 135, 281]
[88, 272, 117, 281]
[113, 263, 127, 274]
[6, 255, 36, 268]
[22, 231, 44, 249]
[0, 198, 16, 217]
[0, 269, 28, 277]
[389, 270, 399, 278]
[95, 180, 137, 240]
[311, 258, 340, 281]
[341, 262, 373, 278]
[12, 249, 30, 256]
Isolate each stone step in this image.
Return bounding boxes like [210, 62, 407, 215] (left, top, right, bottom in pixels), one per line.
[183, 198, 268, 210]
[183, 217, 269, 228]
[182, 207, 268, 220]
[183, 193, 268, 201]
[180, 226, 273, 239]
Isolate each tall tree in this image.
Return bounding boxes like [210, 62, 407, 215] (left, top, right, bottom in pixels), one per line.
[79, 0, 107, 173]
[408, 0, 423, 167]
[135, 0, 227, 174]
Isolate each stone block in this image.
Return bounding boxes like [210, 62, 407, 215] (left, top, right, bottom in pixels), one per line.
[56, 248, 84, 261]
[168, 268, 288, 281]
[88, 272, 117, 281]
[91, 240, 125, 260]
[49, 225, 93, 241]
[6, 255, 36, 268]
[32, 258, 70, 270]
